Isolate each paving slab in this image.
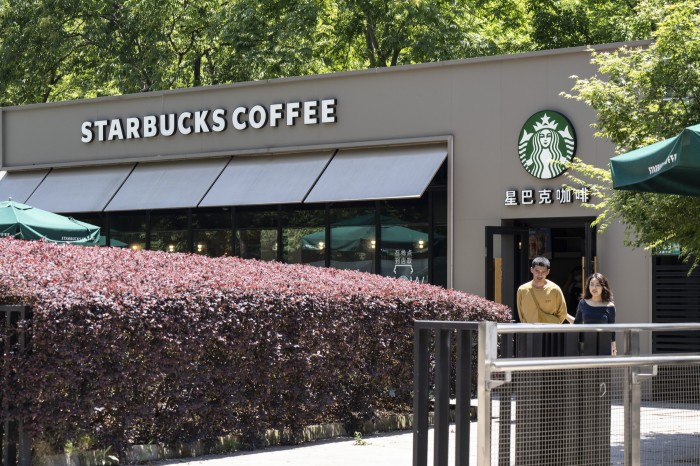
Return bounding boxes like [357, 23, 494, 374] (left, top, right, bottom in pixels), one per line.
[153, 428, 465, 466]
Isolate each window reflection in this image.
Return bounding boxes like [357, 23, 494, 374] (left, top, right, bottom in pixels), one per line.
[283, 207, 325, 266]
[95, 174, 447, 285]
[380, 200, 430, 283]
[329, 207, 376, 273]
[238, 229, 277, 260]
[151, 210, 189, 253]
[192, 208, 233, 256]
[236, 207, 278, 261]
[380, 224, 429, 284]
[109, 212, 147, 251]
[433, 225, 448, 288]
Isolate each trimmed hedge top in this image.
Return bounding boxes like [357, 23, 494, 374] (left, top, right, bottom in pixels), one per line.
[0, 237, 508, 316]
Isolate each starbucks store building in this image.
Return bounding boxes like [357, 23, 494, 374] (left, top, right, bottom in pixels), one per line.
[1, 41, 697, 350]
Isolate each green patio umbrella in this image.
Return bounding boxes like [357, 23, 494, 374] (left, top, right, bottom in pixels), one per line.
[610, 124, 700, 196]
[0, 200, 100, 246]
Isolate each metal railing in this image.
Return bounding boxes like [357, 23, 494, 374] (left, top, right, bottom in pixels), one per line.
[1, 305, 32, 466]
[412, 321, 700, 466]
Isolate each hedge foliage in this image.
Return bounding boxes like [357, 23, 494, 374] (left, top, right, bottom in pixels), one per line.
[0, 238, 510, 453]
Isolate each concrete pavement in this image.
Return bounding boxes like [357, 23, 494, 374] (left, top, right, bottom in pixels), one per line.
[149, 402, 700, 466]
[153, 428, 463, 466]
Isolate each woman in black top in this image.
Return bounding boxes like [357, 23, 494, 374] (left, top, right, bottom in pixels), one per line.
[574, 272, 617, 354]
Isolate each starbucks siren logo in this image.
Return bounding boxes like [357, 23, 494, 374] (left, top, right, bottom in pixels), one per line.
[518, 111, 576, 179]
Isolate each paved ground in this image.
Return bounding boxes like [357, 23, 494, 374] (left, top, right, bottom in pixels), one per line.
[152, 402, 700, 466]
[154, 427, 462, 466]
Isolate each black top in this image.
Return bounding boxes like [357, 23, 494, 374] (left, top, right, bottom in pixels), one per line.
[574, 299, 616, 341]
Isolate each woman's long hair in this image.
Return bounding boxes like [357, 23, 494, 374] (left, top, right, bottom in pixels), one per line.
[582, 272, 613, 302]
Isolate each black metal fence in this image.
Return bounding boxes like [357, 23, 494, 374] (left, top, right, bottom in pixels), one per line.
[1, 305, 32, 466]
[412, 320, 478, 466]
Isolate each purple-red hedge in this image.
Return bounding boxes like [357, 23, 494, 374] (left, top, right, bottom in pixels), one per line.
[0, 238, 510, 452]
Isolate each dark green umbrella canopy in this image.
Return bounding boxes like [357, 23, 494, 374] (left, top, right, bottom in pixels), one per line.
[0, 200, 100, 245]
[610, 124, 700, 196]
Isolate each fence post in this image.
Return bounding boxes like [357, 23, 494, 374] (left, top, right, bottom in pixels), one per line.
[455, 328, 472, 466]
[412, 325, 430, 466]
[433, 329, 451, 466]
[477, 321, 497, 466]
[624, 329, 641, 466]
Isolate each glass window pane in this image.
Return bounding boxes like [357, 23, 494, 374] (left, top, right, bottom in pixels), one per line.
[380, 224, 429, 284]
[282, 208, 325, 266]
[432, 190, 448, 225]
[433, 225, 448, 288]
[194, 230, 233, 257]
[192, 208, 233, 257]
[237, 229, 277, 261]
[192, 208, 232, 230]
[150, 209, 189, 253]
[381, 198, 428, 224]
[151, 209, 189, 230]
[236, 207, 278, 229]
[151, 230, 188, 253]
[109, 212, 147, 250]
[329, 205, 376, 273]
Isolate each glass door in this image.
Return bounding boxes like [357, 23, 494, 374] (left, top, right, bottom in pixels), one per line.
[485, 226, 529, 319]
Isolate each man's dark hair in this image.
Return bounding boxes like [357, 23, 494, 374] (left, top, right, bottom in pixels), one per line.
[531, 256, 550, 269]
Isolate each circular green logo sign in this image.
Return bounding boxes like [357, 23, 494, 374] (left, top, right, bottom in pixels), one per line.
[518, 111, 576, 179]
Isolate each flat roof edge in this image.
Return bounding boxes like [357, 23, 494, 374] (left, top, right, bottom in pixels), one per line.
[1, 40, 652, 113]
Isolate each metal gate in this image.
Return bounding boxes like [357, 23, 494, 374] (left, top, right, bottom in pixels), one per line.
[413, 320, 700, 466]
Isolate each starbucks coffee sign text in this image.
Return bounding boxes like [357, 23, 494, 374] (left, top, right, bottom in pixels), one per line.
[80, 98, 337, 143]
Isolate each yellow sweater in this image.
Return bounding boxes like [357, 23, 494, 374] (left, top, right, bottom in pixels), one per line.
[516, 280, 567, 323]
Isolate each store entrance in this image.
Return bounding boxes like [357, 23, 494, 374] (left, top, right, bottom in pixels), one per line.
[485, 218, 597, 322]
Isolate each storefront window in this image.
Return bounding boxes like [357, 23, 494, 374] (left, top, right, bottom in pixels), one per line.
[329, 205, 376, 273]
[150, 210, 189, 253]
[382, 197, 429, 224]
[380, 199, 430, 283]
[109, 212, 147, 250]
[433, 225, 448, 288]
[282, 207, 325, 266]
[95, 181, 447, 284]
[380, 224, 430, 283]
[236, 207, 278, 261]
[192, 208, 233, 257]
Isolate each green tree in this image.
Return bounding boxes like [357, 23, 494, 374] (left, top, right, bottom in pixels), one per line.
[0, 0, 534, 105]
[526, 0, 651, 50]
[564, 0, 700, 266]
[322, 0, 531, 69]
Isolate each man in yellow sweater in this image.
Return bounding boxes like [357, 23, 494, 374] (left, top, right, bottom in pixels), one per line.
[517, 256, 569, 323]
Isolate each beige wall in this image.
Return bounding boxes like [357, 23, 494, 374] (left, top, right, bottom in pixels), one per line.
[0, 41, 652, 323]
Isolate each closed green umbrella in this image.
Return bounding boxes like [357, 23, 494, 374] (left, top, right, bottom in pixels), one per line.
[610, 124, 700, 196]
[0, 200, 100, 245]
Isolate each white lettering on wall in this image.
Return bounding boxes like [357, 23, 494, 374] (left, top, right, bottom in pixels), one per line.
[211, 108, 226, 132]
[80, 98, 338, 144]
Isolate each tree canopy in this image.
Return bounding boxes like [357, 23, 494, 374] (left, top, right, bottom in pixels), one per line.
[0, 0, 655, 106]
[565, 0, 700, 267]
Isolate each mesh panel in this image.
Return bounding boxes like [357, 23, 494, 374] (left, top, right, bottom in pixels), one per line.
[641, 365, 700, 465]
[489, 365, 700, 466]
